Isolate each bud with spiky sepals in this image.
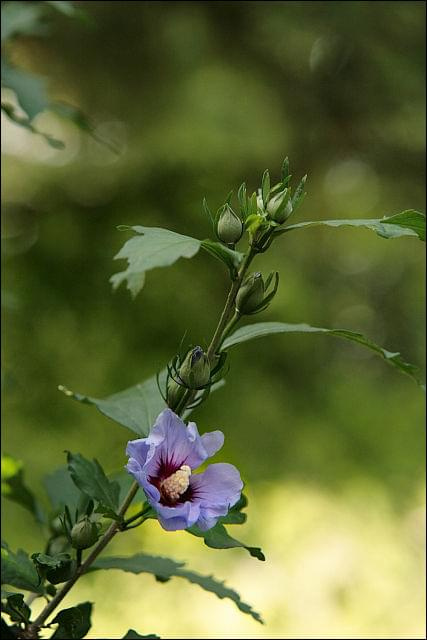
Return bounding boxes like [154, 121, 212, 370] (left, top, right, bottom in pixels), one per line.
[166, 378, 186, 411]
[179, 346, 210, 389]
[236, 272, 265, 314]
[216, 204, 243, 245]
[70, 516, 99, 550]
[266, 188, 292, 224]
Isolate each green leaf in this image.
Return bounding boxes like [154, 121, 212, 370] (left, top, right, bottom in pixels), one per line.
[200, 240, 243, 275]
[122, 632, 160, 639]
[218, 494, 248, 525]
[51, 602, 92, 639]
[59, 370, 224, 437]
[222, 322, 424, 387]
[1, 455, 45, 524]
[280, 210, 425, 241]
[43, 466, 89, 512]
[66, 453, 120, 514]
[92, 554, 262, 623]
[1, 542, 43, 594]
[59, 372, 167, 437]
[110, 227, 201, 297]
[187, 524, 265, 562]
[1, 59, 49, 121]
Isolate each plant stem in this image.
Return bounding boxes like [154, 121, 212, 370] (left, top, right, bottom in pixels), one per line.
[27, 247, 256, 638]
[206, 249, 254, 363]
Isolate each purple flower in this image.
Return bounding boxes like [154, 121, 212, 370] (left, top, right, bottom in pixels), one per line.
[126, 408, 243, 531]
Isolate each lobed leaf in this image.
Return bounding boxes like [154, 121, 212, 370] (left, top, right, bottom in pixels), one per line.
[222, 322, 424, 387]
[92, 554, 263, 623]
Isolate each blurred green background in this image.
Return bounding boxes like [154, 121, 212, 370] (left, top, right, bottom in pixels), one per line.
[2, 1, 426, 638]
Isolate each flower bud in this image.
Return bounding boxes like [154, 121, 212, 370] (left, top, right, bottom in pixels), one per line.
[266, 188, 292, 224]
[70, 517, 99, 550]
[179, 346, 210, 389]
[216, 205, 243, 245]
[236, 272, 265, 314]
[166, 378, 186, 411]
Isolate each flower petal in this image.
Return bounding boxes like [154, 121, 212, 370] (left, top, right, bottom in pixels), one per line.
[126, 439, 150, 467]
[155, 500, 200, 531]
[190, 463, 243, 508]
[201, 430, 224, 457]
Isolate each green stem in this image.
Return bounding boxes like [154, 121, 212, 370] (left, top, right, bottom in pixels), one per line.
[27, 247, 256, 638]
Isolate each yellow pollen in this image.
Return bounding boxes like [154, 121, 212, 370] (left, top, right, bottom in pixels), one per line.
[160, 465, 191, 501]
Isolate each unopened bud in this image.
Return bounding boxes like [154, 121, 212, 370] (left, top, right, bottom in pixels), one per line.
[236, 272, 265, 314]
[216, 205, 243, 245]
[166, 378, 186, 411]
[266, 188, 292, 224]
[179, 346, 210, 389]
[71, 517, 99, 550]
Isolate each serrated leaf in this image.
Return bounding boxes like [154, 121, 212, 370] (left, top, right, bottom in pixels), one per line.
[187, 523, 265, 562]
[200, 240, 243, 275]
[1, 542, 43, 594]
[222, 322, 424, 387]
[110, 227, 201, 297]
[31, 553, 71, 570]
[66, 453, 120, 514]
[280, 210, 425, 241]
[51, 602, 92, 639]
[92, 554, 262, 623]
[1, 455, 45, 524]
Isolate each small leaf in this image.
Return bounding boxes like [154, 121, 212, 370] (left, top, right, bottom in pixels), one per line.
[281, 157, 290, 182]
[1, 455, 45, 523]
[66, 453, 120, 514]
[261, 170, 270, 206]
[187, 524, 265, 562]
[222, 322, 424, 387]
[1, 593, 30, 624]
[122, 632, 160, 639]
[237, 182, 247, 219]
[280, 210, 426, 241]
[92, 554, 263, 623]
[202, 197, 213, 223]
[291, 174, 307, 211]
[1, 542, 43, 594]
[51, 602, 92, 639]
[110, 227, 201, 297]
